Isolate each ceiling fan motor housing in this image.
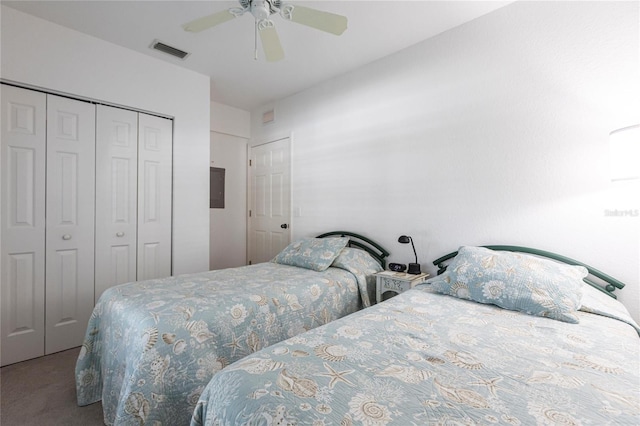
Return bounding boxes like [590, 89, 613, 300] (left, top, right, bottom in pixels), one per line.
[241, 0, 283, 19]
[250, 0, 271, 20]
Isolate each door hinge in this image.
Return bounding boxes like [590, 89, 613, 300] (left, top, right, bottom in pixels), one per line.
[249, 210, 252, 217]
[249, 159, 252, 166]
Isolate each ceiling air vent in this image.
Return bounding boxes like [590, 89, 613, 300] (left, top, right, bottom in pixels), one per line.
[150, 40, 190, 60]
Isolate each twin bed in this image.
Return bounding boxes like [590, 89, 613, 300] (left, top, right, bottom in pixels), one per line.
[190, 245, 639, 425]
[77, 239, 640, 425]
[75, 231, 389, 425]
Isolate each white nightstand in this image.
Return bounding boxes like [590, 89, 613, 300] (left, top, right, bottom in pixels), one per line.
[375, 271, 429, 303]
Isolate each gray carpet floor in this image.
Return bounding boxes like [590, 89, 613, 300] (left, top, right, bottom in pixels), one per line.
[1, 348, 104, 425]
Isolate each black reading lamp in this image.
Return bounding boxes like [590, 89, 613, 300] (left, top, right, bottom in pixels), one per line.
[398, 235, 421, 274]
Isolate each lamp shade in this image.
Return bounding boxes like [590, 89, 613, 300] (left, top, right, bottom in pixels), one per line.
[610, 125, 640, 181]
[398, 235, 411, 244]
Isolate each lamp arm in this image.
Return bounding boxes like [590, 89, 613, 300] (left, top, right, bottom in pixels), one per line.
[409, 237, 418, 264]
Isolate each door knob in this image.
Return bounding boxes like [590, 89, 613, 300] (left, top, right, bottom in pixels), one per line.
[116, 232, 125, 237]
[62, 234, 72, 240]
[280, 224, 288, 229]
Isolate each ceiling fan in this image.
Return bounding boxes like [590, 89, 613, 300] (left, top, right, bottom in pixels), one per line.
[183, 0, 348, 62]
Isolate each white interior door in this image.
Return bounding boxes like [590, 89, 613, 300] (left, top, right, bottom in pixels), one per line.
[95, 105, 138, 302]
[45, 94, 96, 354]
[248, 137, 291, 264]
[137, 113, 172, 280]
[0, 85, 47, 366]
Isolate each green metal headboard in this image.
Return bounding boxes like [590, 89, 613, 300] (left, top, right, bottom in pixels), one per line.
[317, 231, 390, 269]
[432, 245, 625, 299]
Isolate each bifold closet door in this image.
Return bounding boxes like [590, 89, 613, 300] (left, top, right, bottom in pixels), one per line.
[137, 113, 172, 280]
[95, 105, 138, 303]
[45, 95, 96, 355]
[1, 85, 47, 366]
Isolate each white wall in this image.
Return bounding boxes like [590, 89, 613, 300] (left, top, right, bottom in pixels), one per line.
[211, 102, 251, 139]
[249, 1, 640, 321]
[1, 6, 211, 275]
[210, 102, 250, 269]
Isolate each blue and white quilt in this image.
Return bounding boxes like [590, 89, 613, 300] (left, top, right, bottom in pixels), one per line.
[76, 259, 378, 425]
[192, 285, 640, 426]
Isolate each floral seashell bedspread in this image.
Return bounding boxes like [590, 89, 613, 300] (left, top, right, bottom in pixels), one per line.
[76, 261, 373, 425]
[191, 285, 640, 426]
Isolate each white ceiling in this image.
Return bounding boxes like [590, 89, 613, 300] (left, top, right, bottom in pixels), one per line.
[3, 0, 513, 110]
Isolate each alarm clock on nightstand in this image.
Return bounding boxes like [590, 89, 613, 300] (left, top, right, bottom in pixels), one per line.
[388, 263, 407, 272]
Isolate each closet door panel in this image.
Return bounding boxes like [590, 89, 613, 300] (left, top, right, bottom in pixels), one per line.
[45, 95, 96, 355]
[137, 114, 172, 280]
[1, 85, 46, 366]
[95, 105, 138, 302]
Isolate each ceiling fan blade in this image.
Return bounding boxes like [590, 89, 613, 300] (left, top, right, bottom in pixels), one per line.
[183, 9, 236, 33]
[282, 5, 347, 36]
[259, 24, 285, 62]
